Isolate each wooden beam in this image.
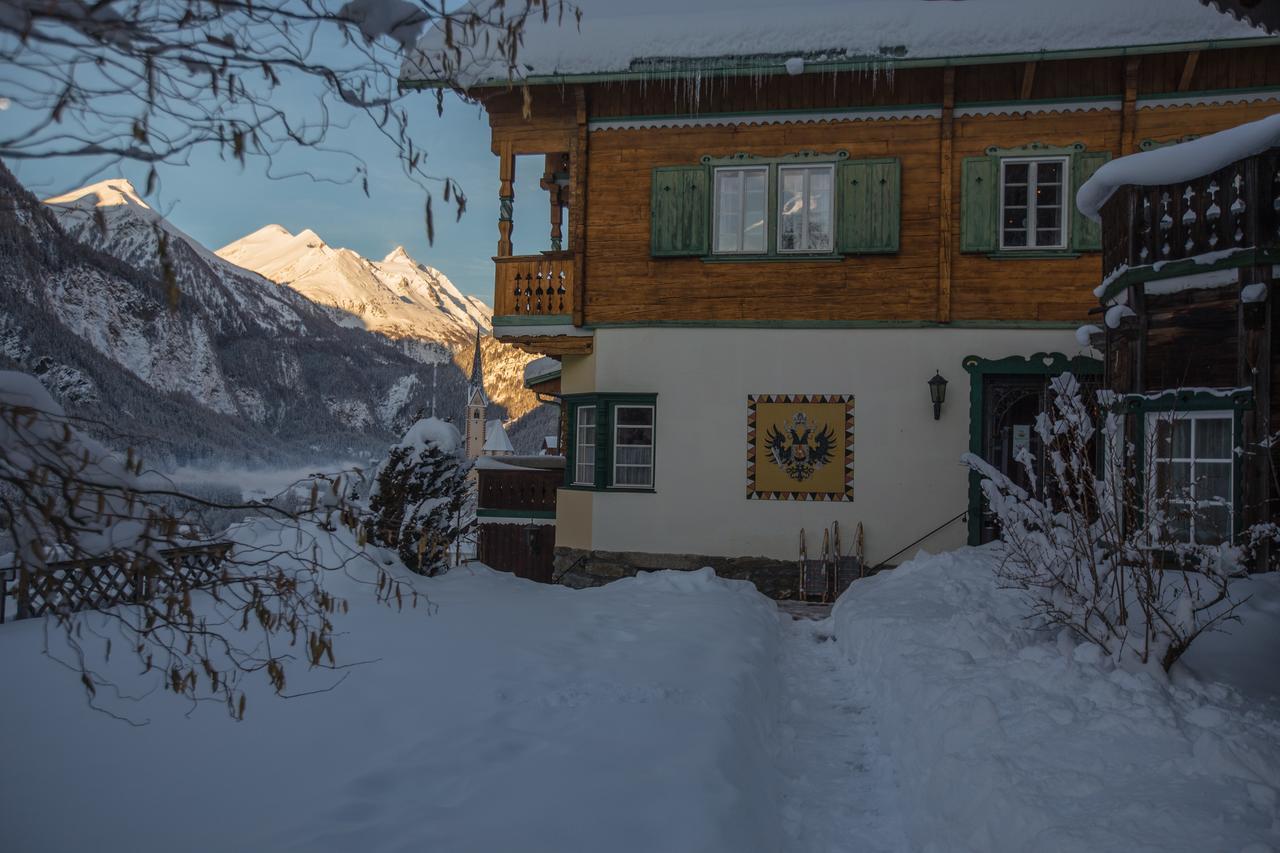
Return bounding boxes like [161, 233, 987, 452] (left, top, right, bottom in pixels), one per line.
[937, 67, 955, 324]
[1120, 57, 1141, 155]
[570, 86, 589, 328]
[1019, 61, 1037, 101]
[1177, 50, 1200, 93]
[497, 139, 515, 258]
[501, 335, 594, 357]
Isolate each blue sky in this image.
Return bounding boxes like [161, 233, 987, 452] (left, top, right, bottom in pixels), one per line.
[9, 87, 549, 302]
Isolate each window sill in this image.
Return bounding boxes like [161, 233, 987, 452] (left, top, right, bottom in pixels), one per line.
[561, 484, 656, 493]
[986, 250, 1082, 260]
[700, 253, 843, 263]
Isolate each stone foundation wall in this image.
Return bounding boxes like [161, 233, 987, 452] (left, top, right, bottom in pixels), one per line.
[553, 547, 803, 600]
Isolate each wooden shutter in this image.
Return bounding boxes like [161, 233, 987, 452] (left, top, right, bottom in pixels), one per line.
[960, 156, 998, 253]
[837, 158, 901, 253]
[1070, 151, 1111, 252]
[651, 166, 709, 256]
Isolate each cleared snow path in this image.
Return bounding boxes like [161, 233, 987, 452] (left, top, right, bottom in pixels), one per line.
[776, 613, 909, 853]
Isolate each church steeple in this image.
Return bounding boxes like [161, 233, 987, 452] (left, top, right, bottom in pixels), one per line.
[468, 326, 484, 390]
[464, 327, 488, 459]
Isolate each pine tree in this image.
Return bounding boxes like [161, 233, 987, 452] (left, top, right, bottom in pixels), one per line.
[366, 419, 472, 576]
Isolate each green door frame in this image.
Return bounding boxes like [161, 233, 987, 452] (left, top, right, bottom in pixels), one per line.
[961, 352, 1103, 546]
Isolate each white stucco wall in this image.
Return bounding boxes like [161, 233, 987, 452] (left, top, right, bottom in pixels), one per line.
[561, 326, 1086, 565]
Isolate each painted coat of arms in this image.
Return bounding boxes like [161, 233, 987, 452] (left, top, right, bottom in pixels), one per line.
[747, 395, 854, 501]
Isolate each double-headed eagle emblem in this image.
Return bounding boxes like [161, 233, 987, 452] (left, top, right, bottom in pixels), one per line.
[765, 411, 837, 482]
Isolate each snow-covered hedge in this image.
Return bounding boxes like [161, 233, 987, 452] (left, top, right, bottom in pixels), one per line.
[833, 547, 1280, 853]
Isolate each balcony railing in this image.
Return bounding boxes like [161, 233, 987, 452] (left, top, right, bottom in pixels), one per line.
[1100, 148, 1280, 293]
[494, 252, 575, 319]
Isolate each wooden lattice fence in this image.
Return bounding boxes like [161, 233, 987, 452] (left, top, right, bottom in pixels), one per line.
[0, 543, 231, 623]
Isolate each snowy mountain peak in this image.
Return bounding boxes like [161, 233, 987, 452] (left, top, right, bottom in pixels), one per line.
[45, 178, 151, 212]
[382, 245, 416, 266]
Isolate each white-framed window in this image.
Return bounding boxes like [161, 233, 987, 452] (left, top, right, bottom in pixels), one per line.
[574, 406, 596, 486]
[713, 166, 768, 254]
[1000, 157, 1068, 250]
[778, 164, 835, 253]
[612, 405, 655, 488]
[1147, 410, 1234, 545]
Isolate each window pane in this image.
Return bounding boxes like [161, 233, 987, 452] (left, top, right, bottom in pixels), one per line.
[615, 445, 653, 466]
[1197, 461, 1231, 503]
[1005, 163, 1029, 184]
[1036, 161, 1062, 185]
[1196, 418, 1232, 459]
[743, 170, 767, 253]
[575, 407, 596, 484]
[715, 171, 742, 253]
[616, 427, 652, 446]
[1154, 417, 1192, 458]
[1156, 461, 1192, 498]
[779, 170, 804, 252]
[1195, 504, 1231, 545]
[807, 168, 834, 252]
[616, 407, 653, 427]
[1004, 184, 1028, 208]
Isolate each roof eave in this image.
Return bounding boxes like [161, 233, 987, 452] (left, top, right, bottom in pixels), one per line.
[399, 35, 1280, 91]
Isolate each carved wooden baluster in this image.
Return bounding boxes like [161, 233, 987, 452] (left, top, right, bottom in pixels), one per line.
[534, 268, 545, 313]
[1231, 170, 1247, 245]
[1181, 184, 1197, 255]
[1139, 194, 1152, 263]
[1205, 178, 1221, 249]
[557, 271, 567, 312]
[1159, 191, 1173, 259]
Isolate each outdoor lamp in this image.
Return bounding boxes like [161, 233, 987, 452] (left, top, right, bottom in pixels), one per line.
[928, 371, 948, 420]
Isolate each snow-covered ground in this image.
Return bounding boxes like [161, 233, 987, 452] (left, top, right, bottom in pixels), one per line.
[2, 532, 1278, 852]
[0, 521, 783, 853]
[834, 547, 1280, 853]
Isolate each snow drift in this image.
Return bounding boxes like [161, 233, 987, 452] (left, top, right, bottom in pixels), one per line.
[832, 546, 1280, 853]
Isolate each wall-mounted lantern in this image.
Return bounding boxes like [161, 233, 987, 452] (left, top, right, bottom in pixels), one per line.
[928, 371, 948, 420]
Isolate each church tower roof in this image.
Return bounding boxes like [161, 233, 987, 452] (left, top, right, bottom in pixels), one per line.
[467, 327, 488, 408]
[469, 327, 484, 388]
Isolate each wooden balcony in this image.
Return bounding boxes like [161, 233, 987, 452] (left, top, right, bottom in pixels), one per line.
[1098, 148, 1280, 299]
[494, 252, 575, 319]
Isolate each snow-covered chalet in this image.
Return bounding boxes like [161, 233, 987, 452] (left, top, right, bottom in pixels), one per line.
[404, 0, 1280, 594]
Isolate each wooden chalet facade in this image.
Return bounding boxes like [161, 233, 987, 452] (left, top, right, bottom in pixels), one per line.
[406, 2, 1280, 594]
[1084, 118, 1280, 556]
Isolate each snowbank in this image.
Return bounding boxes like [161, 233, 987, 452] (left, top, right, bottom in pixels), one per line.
[1077, 113, 1280, 221]
[832, 547, 1280, 853]
[0, 522, 783, 853]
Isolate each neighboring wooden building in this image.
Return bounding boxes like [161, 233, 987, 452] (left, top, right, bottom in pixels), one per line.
[475, 455, 562, 583]
[1080, 116, 1280, 554]
[406, 2, 1279, 593]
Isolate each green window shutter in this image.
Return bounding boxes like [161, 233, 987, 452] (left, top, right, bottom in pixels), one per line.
[960, 156, 998, 253]
[651, 166, 709, 256]
[837, 158, 901, 254]
[1070, 151, 1111, 252]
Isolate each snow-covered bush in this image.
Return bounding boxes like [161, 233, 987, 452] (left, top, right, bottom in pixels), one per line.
[963, 373, 1256, 672]
[365, 417, 472, 576]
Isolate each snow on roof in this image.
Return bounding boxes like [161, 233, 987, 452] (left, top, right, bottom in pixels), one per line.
[483, 418, 515, 454]
[1077, 112, 1280, 221]
[408, 0, 1265, 87]
[523, 356, 560, 386]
